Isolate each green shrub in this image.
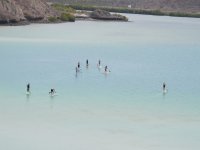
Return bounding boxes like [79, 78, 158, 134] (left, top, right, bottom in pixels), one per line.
[52, 3, 75, 13]
[48, 16, 58, 22]
[169, 12, 200, 18]
[60, 13, 75, 22]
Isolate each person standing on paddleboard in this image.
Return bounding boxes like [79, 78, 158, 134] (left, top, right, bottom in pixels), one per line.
[163, 82, 166, 92]
[78, 62, 80, 69]
[86, 59, 89, 67]
[27, 83, 30, 92]
[98, 59, 101, 66]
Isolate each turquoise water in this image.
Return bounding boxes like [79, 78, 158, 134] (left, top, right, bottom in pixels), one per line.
[0, 14, 200, 150]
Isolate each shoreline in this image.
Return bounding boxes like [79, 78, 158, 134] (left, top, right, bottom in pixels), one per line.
[0, 19, 75, 26]
[1, 5, 199, 26]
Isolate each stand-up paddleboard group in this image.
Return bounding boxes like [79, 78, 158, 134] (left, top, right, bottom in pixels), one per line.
[26, 59, 168, 96]
[75, 59, 111, 74]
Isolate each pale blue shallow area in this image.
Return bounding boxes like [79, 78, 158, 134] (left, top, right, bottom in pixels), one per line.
[0, 14, 200, 150]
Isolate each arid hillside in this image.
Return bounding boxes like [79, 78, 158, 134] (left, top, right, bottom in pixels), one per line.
[49, 0, 200, 13]
[0, 0, 58, 24]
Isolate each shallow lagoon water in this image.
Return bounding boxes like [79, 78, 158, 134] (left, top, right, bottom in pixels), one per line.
[0, 14, 200, 150]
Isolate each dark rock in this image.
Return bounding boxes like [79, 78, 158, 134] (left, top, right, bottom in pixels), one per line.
[90, 9, 128, 21]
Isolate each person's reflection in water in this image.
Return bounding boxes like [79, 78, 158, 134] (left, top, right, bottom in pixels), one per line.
[75, 67, 78, 78]
[26, 94, 30, 102]
[162, 92, 166, 100]
[50, 94, 55, 110]
[26, 93, 30, 102]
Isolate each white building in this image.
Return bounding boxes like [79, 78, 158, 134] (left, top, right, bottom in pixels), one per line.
[128, 5, 132, 8]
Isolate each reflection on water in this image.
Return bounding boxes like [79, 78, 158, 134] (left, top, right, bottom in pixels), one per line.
[49, 95, 54, 110]
[26, 93, 30, 102]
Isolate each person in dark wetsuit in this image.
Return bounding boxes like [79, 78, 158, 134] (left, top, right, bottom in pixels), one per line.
[86, 59, 89, 67]
[105, 66, 108, 72]
[78, 62, 80, 69]
[163, 82, 166, 91]
[27, 83, 30, 92]
[49, 89, 56, 94]
[98, 60, 101, 66]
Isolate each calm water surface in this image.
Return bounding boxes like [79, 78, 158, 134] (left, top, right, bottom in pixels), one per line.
[0, 14, 200, 150]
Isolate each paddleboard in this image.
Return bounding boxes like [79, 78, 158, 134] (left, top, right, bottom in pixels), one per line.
[163, 89, 168, 94]
[97, 64, 102, 69]
[26, 91, 31, 95]
[103, 70, 111, 74]
[50, 93, 58, 97]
